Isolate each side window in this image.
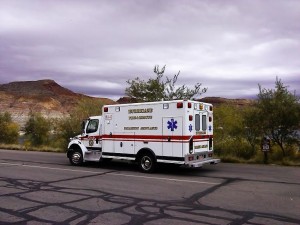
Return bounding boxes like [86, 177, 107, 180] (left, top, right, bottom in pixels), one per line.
[202, 115, 207, 130]
[86, 119, 99, 133]
[195, 114, 200, 131]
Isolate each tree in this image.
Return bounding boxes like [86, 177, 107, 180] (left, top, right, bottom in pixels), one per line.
[125, 65, 207, 102]
[242, 106, 263, 155]
[256, 77, 300, 157]
[0, 112, 19, 144]
[25, 113, 51, 146]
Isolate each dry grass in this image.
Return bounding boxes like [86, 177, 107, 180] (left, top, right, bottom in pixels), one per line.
[216, 152, 300, 166]
[0, 143, 64, 153]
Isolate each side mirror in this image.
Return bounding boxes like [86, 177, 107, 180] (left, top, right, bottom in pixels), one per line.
[81, 120, 87, 134]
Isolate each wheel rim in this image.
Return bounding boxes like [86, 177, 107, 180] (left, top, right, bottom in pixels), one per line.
[141, 156, 152, 171]
[72, 152, 82, 164]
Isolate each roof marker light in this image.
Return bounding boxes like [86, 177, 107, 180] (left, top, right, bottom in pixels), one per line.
[177, 102, 183, 108]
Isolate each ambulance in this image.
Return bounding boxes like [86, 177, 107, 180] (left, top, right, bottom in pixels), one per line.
[67, 100, 220, 172]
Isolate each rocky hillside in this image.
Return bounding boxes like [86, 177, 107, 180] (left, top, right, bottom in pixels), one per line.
[200, 97, 255, 107]
[0, 79, 115, 129]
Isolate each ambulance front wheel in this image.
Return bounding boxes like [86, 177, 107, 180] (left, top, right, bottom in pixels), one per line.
[138, 153, 156, 173]
[69, 150, 83, 166]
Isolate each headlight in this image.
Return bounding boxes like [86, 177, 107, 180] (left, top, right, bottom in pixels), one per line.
[69, 136, 78, 141]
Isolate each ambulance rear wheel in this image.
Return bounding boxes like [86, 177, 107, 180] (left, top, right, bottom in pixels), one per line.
[69, 150, 83, 166]
[138, 153, 156, 173]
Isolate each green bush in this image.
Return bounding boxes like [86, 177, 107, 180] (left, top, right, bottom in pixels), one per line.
[0, 112, 19, 144]
[50, 117, 81, 150]
[24, 113, 51, 146]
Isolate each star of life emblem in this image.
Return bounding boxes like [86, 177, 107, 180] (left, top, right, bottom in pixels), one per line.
[167, 119, 178, 131]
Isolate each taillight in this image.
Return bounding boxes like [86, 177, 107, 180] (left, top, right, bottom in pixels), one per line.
[104, 107, 108, 112]
[189, 115, 193, 121]
[209, 117, 212, 122]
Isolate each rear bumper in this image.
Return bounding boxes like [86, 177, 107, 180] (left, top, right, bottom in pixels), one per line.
[185, 158, 220, 168]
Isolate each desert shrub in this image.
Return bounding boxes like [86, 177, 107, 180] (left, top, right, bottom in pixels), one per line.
[214, 136, 257, 160]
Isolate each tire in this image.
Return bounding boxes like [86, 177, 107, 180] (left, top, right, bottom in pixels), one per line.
[69, 150, 83, 166]
[138, 153, 156, 173]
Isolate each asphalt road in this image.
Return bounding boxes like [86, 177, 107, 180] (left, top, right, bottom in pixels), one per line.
[0, 149, 299, 225]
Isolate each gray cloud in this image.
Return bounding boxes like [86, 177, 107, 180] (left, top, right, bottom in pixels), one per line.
[0, 0, 299, 100]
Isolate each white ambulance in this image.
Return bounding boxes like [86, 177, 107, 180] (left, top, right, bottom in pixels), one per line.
[67, 100, 220, 172]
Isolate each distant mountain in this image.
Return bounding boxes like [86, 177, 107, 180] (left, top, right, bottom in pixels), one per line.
[0, 79, 76, 97]
[0, 79, 115, 129]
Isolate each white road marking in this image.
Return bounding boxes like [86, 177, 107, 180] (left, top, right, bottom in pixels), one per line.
[110, 173, 220, 185]
[0, 162, 220, 185]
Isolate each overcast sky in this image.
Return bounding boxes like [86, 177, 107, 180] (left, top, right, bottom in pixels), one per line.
[0, 0, 299, 100]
